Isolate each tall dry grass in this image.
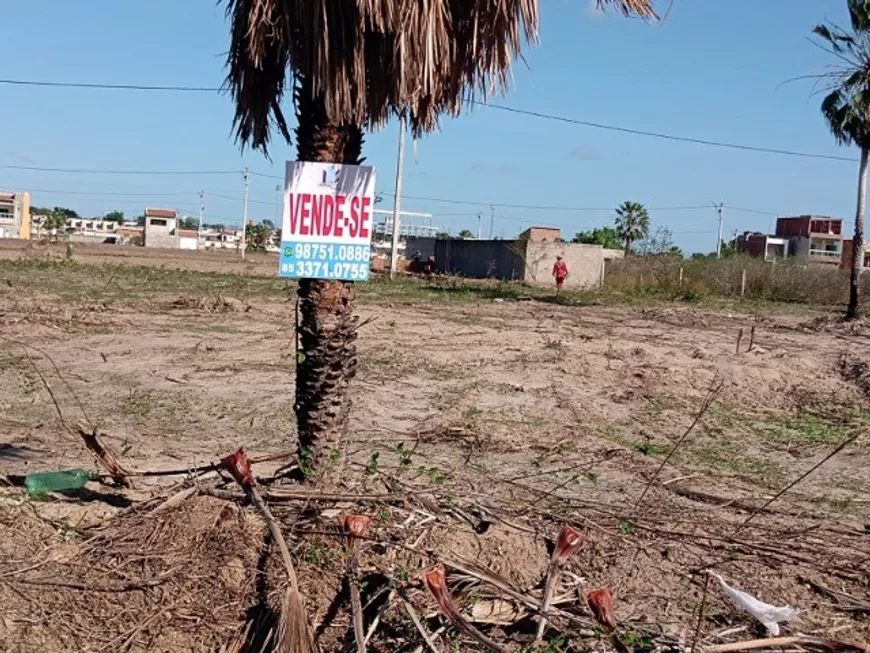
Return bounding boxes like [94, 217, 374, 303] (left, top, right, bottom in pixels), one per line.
[604, 255, 870, 306]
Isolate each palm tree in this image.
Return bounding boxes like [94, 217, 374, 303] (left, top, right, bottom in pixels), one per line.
[813, 2, 870, 320]
[223, 0, 657, 474]
[614, 201, 650, 255]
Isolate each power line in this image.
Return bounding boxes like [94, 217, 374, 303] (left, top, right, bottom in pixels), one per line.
[727, 205, 781, 216]
[17, 187, 199, 197]
[11, 163, 774, 214]
[0, 164, 240, 175]
[480, 103, 858, 163]
[392, 193, 713, 212]
[208, 191, 274, 206]
[0, 79, 220, 92]
[0, 77, 857, 163]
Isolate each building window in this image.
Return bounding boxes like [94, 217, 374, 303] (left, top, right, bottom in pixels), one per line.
[149, 218, 168, 227]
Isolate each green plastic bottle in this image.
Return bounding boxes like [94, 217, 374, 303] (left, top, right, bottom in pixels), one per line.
[25, 469, 91, 498]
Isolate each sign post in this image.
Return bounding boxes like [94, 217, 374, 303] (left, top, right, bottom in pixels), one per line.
[279, 161, 376, 281]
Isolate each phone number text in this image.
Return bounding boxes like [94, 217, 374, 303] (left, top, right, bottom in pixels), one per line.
[283, 243, 370, 262]
[280, 261, 369, 280]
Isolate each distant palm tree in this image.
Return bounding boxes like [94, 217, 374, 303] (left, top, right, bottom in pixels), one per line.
[813, 2, 870, 320]
[223, 0, 657, 473]
[614, 201, 650, 255]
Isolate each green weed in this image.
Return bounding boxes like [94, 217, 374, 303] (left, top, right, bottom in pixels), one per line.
[618, 520, 637, 536]
[631, 441, 668, 456]
[394, 442, 412, 473]
[306, 543, 330, 567]
[365, 451, 380, 476]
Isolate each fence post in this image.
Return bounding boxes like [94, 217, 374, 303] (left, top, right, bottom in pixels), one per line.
[741, 269, 747, 298]
[679, 267, 684, 288]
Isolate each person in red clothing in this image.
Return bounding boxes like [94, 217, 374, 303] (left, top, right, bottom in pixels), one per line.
[552, 255, 569, 291]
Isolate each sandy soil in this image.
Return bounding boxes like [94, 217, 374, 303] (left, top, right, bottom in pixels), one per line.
[0, 251, 868, 652]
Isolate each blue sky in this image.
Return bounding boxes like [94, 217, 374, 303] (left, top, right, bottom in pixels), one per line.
[0, 0, 860, 253]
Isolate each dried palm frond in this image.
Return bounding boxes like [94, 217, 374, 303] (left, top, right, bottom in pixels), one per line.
[422, 565, 508, 653]
[223, 0, 657, 152]
[220, 449, 318, 653]
[537, 526, 584, 642]
[586, 587, 618, 632]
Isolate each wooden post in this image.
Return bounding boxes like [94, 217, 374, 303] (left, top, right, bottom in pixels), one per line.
[679, 267, 684, 287]
[741, 269, 747, 298]
[736, 328, 744, 355]
[748, 325, 756, 352]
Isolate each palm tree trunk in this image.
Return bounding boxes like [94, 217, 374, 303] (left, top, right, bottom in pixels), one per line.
[847, 147, 868, 320]
[293, 75, 364, 476]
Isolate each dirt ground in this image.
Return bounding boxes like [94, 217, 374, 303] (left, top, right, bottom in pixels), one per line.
[0, 247, 868, 652]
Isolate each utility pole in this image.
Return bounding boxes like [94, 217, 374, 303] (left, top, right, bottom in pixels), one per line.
[477, 211, 482, 239]
[241, 167, 249, 260]
[489, 205, 495, 239]
[715, 202, 724, 259]
[198, 190, 204, 247]
[389, 115, 406, 279]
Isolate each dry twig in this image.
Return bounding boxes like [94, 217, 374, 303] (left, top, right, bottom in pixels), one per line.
[77, 422, 132, 488]
[706, 636, 870, 653]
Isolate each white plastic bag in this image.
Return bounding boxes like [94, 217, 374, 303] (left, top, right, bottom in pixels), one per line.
[709, 572, 798, 636]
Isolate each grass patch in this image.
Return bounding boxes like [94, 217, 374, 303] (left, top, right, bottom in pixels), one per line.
[683, 438, 787, 487]
[0, 259, 291, 305]
[121, 390, 155, 419]
[356, 275, 599, 306]
[710, 406, 857, 448]
[0, 258, 832, 317]
[763, 413, 851, 446]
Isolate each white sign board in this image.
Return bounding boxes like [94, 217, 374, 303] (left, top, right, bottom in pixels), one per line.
[279, 161, 376, 281]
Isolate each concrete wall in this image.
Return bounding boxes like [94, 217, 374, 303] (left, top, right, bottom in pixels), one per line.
[18, 193, 30, 240]
[69, 233, 117, 244]
[435, 239, 524, 280]
[144, 216, 178, 249]
[789, 236, 810, 258]
[0, 192, 30, 239]
[524, 241, 605, 289]
[434, 239, 604, 288]
[405, 236, 436, 260]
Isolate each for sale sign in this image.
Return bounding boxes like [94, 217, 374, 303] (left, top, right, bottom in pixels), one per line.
[279, 161, 376, 281]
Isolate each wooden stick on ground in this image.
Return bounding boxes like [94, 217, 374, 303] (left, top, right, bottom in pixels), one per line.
[399, 592, 440, 653]
[342, 514, 372, 653]
[77, 422, 132, 488]
[707, 636, 870, 653]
